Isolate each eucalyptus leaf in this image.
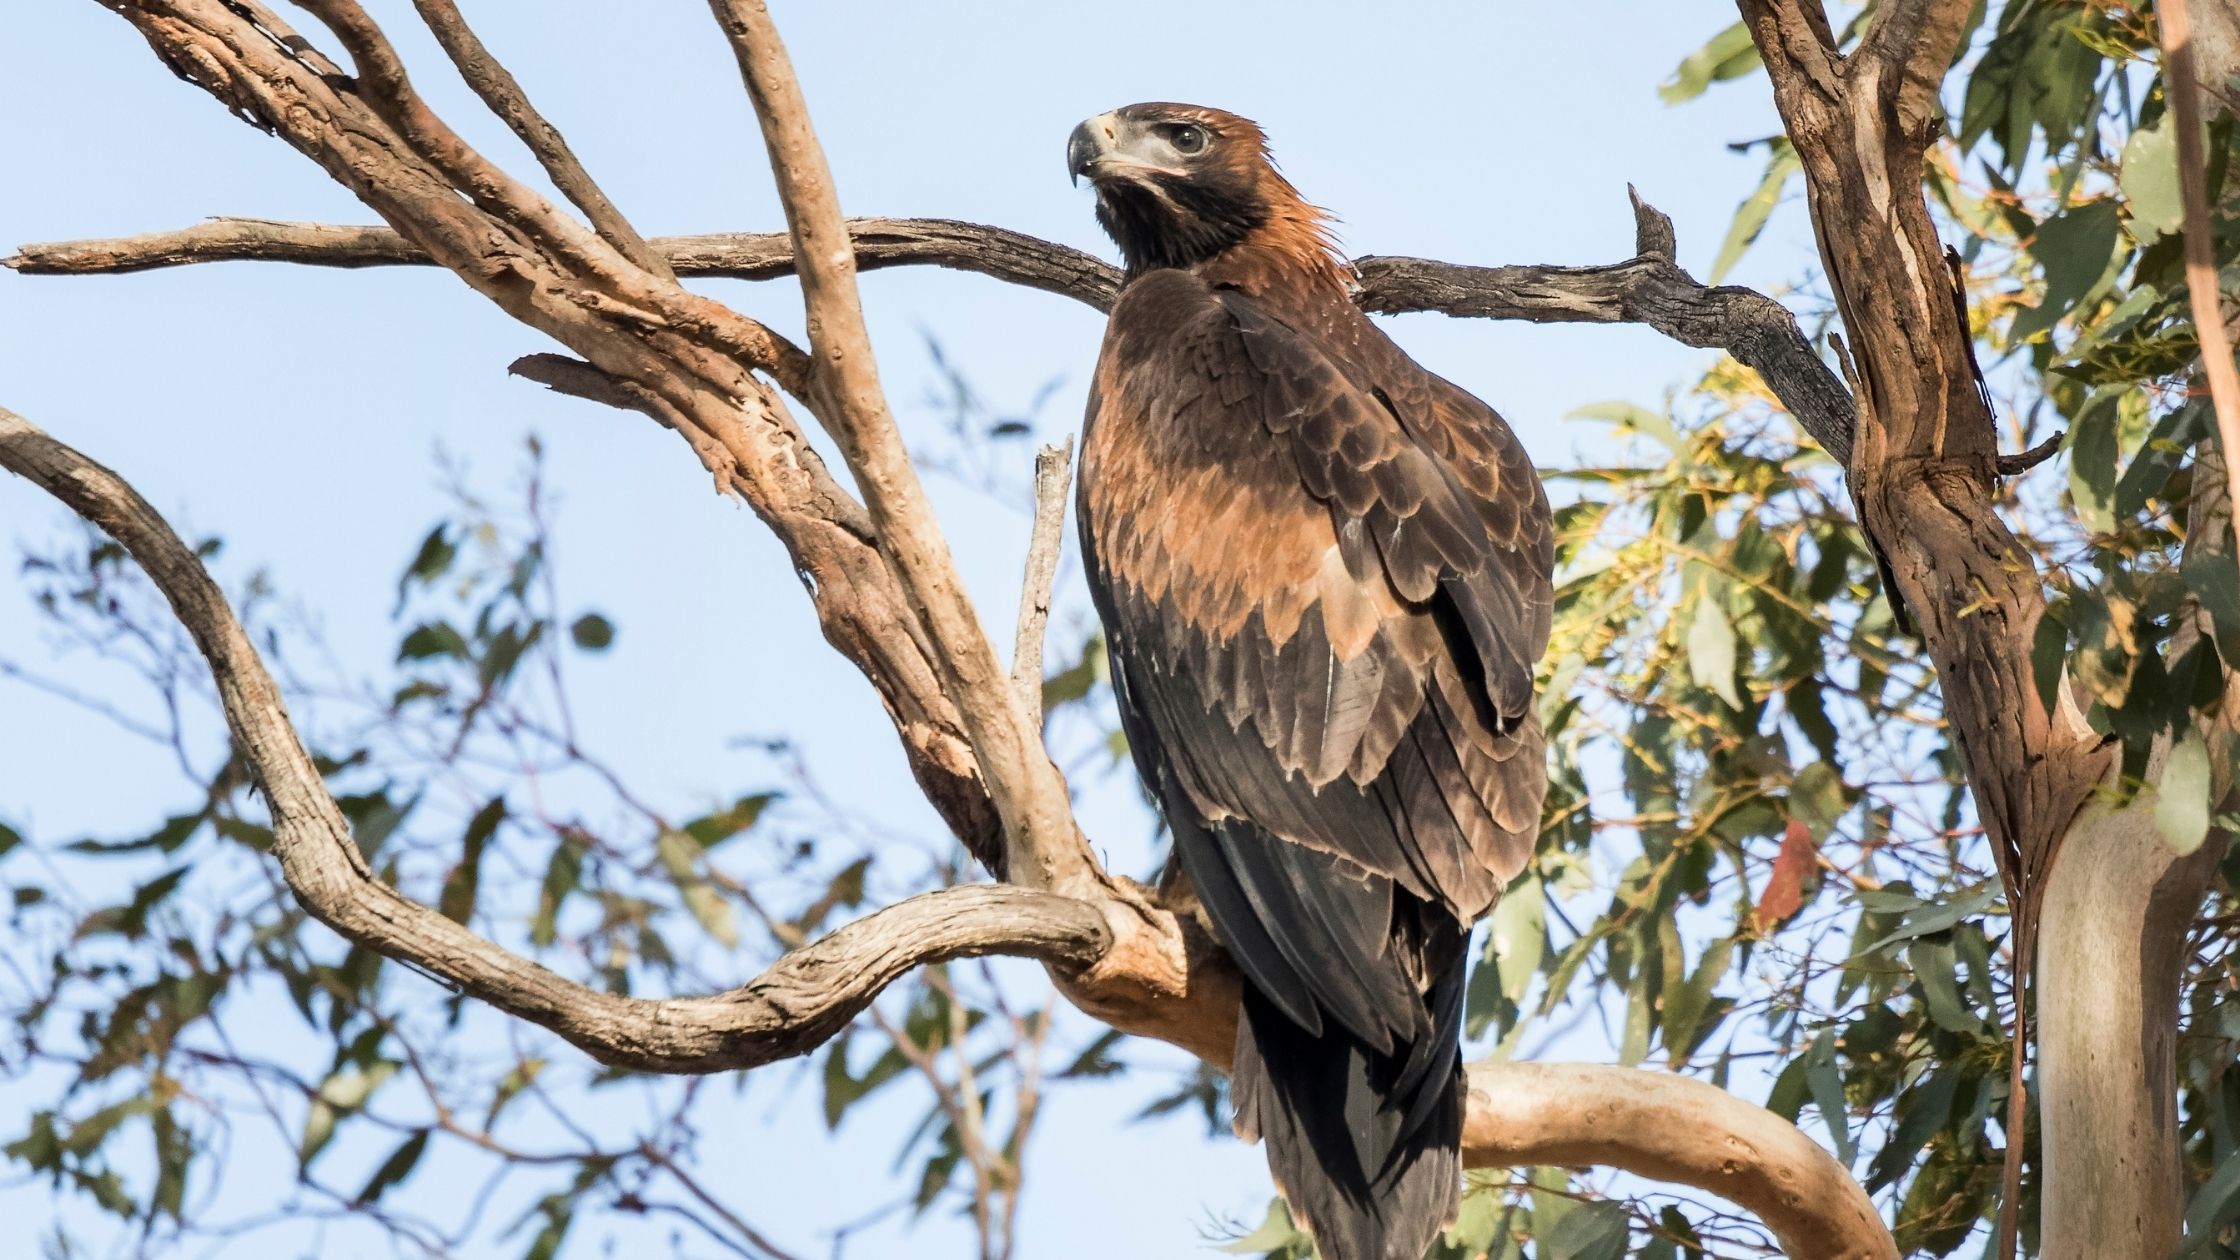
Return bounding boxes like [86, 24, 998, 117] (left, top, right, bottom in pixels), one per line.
[1687, 597, 1745, 710]
[1659, 21, 1761, 105]
[2154, 729, 2213, 857]
[1542, 1200, 1629, 1260]
[1711, 142, 1800, 283]
[2119, 114, 2185, 239]
[2013, 200, 2121, 341]
[1805, 1029, 1856, 1166]
[1491, 867, 1545, 1005]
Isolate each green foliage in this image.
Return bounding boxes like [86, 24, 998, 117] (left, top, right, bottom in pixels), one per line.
[1658, 21, 1761, 106]
[1710, 139, 1801, 284]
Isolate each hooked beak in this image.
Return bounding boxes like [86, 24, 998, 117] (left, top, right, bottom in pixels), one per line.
[1066, 113, 1117, 186]
[1068, 111, 1179, 188]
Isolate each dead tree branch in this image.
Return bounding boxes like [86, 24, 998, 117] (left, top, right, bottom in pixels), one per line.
[3, 216, 1124, 304]
[1011, 439, 1074, 729]
[704, 0, 1093, 899]
[91, 0, 1012, 873]
[7, 210, 1856, 465]
[0, 405, 1109, 1074]
[406, 0, 672, 279]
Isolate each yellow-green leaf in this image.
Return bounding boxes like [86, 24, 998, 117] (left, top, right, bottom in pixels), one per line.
[2155, 729, 2213, 856]
[1687, 598, 1745, 709]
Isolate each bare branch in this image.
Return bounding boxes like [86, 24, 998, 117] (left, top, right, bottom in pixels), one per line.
[1011, 439, 1073, 730]
[4, 216, 1123, 304]
[290, 0, 605, 267]
[704, 0, 1095, 898]
[4, 219, 434, 272]
[0, 404, 1109, 1074]
[1465, 1062, 1898, 1260]
[407, 0, 673, 279]
[1629, 183, 1678, 261]
[1995, 430, 2064, 477]
[1355, 247, 1855, 464]
[7, 208, 1854, 464]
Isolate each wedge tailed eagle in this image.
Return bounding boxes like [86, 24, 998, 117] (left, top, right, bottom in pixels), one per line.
[1067, 102, 1553, 1260]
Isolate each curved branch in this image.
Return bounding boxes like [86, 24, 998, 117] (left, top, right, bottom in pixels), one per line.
[0, 404, 1109, 1075]
[6, 209, 1856, 465]
[1465, 1062, 1896, 1260]
[0, 405, 1898, 1255]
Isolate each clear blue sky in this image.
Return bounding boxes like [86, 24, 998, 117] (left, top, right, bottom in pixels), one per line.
[0, 2, 1815, 1256]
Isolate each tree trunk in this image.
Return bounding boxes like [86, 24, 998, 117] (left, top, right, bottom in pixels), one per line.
[2037, 780, 2223, 1259]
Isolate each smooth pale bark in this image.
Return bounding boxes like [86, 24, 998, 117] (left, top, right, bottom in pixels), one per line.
[2037, 776, 2223, 1260]
[1465, 1064, 1897, 1260]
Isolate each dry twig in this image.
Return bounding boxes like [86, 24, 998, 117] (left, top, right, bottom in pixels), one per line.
[1011, 439, 1074, 729]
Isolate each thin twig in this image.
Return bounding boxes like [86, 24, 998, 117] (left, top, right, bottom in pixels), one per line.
[1996, 431, 2065, 477]
[1010, 439, 1073, 731]
[407, 0, 673, 279]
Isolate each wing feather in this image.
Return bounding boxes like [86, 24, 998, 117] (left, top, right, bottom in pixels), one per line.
[1079, 266, 1551, 1053]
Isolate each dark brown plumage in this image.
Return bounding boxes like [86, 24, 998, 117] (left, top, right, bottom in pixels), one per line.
[1068, 104, 1554, 1260]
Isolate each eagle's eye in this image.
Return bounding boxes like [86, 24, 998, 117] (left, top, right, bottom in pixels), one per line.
[1164, 123, 1208, 156]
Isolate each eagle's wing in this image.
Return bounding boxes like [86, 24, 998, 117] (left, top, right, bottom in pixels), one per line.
[1078, 267, 1552, 1052]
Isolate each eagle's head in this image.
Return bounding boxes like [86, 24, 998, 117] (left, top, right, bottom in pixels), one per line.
[1067, 102, 1336, 276]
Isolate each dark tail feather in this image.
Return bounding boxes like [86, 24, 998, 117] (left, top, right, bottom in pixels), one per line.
[1232, 980, 1464, 1260]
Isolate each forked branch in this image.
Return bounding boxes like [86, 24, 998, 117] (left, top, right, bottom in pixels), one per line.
[407, 0, 673, 278]
[0, 406, 1109, 1074]
[8, 210, 1856, 464]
